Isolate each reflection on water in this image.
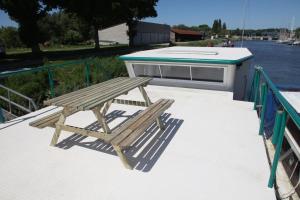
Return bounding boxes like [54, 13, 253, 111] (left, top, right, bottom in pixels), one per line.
[235, 40, 300, 88]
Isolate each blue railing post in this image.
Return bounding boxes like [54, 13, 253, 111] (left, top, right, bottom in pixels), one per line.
[0, 107, 5, 123]
[47, 68, 55, 98]
[259, 83, 268, 135]
[85, 61, 91, 86]
[268, 110, 287, 188]
[271, 110, 283, 145]
[253, 67, 261, 110]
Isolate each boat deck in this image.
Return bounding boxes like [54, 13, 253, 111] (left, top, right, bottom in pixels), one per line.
[0, 85, 275, 200]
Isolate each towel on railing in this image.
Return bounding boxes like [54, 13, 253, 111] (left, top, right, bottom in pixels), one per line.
[264, 90, 280, 139]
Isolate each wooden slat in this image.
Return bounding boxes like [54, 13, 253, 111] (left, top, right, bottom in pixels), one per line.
[60, 124, 106, 140]
[44, 77, 151, 108]
[64, 78, 143, 108]
[111, 99, 174, 147]
[29, 111, 62, 128]
[113, 99, 147, 107]
[44, 77, 125, 105]
[80, 78, 151, 110]
[109, 99, 165, 144]
[29, 109, 77, 129]
[116, 100, 171, 147]
[119, 100, 174, 147]
[44, 77, 128, 106]
[54, 78, 129, 106]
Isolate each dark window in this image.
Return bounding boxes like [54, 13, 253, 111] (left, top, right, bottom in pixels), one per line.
[191, 67, 224, 82]
[160, 65, 191, 80]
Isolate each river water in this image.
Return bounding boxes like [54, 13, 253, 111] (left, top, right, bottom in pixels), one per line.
[235, 40, 300, 89]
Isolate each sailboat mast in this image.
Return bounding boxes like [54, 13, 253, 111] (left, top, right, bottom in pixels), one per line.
[290, 16, 295, 39]
[240, 0, 248, 47]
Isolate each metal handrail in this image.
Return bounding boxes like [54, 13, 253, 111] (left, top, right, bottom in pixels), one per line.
[0, 84, 38, 114]
[0, 58, 93, 78]
[0, 58, 94, 98]
[250, 66, 300, 188]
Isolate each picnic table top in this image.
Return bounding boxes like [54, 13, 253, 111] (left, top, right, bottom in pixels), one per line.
[44, 77, 152, 111]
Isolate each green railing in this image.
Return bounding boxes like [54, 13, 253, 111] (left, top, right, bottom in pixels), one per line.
[249, 66, 300, 188]
[0, 58, 98, 122]
[0, 58, 93, 98]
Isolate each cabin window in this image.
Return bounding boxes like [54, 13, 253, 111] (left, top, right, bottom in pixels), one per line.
[160, 65, 190, 80]
[133, 64, 161, 78]
[191, 66, 224, 82]
[132, 64, 224, 83]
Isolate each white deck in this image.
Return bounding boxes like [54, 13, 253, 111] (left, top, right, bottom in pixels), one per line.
[0, 85, 275, 200]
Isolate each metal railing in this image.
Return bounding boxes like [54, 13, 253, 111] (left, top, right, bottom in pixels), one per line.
[0, 58, 96, 122]
[0, 58, 93, 98]
[249, 66, 300, 188]
[0, 84, 38, 114]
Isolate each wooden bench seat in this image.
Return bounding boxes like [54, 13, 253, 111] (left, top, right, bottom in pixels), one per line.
[109, 99, 174, 169]
[29, 109, 76, 129]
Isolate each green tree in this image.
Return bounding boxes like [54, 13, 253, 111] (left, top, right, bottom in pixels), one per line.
[217, 19, 222, 33]
[212, 20, 218, 34]
[222, 22, 227, 31]
[39, 11, 91, 45]
[122, 0, 158, 46]
[0, 26, 23, 48]
[0, 0, 52, 54]
[198, 24, 211, 32]
[173, 24, 190, 30]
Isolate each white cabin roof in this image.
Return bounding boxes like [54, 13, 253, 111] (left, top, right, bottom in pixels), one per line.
[120, 46, 253, 64]
[0, 85, 274, 200]
[281, 91, 300, 113]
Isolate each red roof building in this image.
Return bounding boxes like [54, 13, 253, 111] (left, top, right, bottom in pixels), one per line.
[171, 28, 204, 42]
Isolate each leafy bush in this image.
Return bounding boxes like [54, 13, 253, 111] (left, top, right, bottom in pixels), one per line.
[63, 30, 83, 44]
[0, 26, 24, 48]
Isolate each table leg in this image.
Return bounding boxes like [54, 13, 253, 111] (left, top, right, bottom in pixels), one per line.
[156, 116, 165, 130]
[112, 145, 133, 170]
[101, 100, 113, 116]
[92, 105, 111, 134]
[138, 86, 164, 129]
[138, 86, 152, 106]
[50, 108, 68, 146]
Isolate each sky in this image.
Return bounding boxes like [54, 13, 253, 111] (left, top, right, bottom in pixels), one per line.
[1, 0, 300, 29]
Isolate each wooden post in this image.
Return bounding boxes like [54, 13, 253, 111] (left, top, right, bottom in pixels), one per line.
[50, 108, 68, 146]
[138, 86, 152, 106]
[92, 105, 111, 134]
[112, 145, 133, 170]
[138, 86, 164, 129]
[101, 100, 113, 116]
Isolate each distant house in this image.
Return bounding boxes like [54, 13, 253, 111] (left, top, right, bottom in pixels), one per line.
[98, 21, 171, 46]
[171, 28, 204, 42]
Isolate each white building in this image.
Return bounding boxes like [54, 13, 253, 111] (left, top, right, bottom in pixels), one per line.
[98, 21, 170, 46]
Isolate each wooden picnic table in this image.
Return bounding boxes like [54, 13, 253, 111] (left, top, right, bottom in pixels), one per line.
[42, 77, 153, 146]
[31, 77, 174, 169]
